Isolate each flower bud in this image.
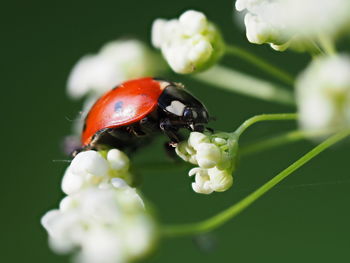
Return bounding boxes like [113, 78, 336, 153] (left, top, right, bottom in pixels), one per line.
[188, 131, 210, 149]
[207, 167, 233, 192]
[195, 143, 222, 169]
[189, 168, 213, 194]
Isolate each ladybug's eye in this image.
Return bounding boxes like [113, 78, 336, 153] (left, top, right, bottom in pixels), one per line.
[183, 108, 193, 120]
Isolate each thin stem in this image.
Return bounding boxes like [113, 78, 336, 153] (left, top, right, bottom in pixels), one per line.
[240, 129, 331, 156]
[225, 45, 295, 85]
[234, 113, 298, 137]
[193, 65, 295, 106]
[318, 35, 336, 55]
[161, 129, 350, 238]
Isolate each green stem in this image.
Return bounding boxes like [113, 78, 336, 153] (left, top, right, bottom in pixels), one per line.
[318, 35, 336, 55]
[225, 45, 295, 85]
[161, 129, 350, 238]
[193, 65, 295, 106]
[234, 113, 298, 137]
[240, 129, 331, 156]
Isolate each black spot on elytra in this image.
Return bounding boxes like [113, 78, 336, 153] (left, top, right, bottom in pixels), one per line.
[114, 101, 123, 112]
[83, 122, 87, 132]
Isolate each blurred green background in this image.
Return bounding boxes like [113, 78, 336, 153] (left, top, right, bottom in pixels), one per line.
[3, 1, 350, 262]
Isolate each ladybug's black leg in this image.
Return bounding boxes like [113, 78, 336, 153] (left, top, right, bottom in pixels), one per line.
[159, 119, 181, 143]
[126, 126, 146, 137]
[139, 114, 159, 134]
[205, 127, 215, 133]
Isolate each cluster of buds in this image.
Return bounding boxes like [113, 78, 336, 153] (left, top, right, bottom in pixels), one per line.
[41, 149, 157, 263]
[296, 54, 350, 132]
[61, 149, 133, 195]
[235, 0, 350, 52]
[152, 10, 224, 74]
[67, 39, 163, 99]
[176, 132, 238, 194]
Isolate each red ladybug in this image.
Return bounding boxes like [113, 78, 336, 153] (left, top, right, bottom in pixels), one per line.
[76, 77, 209, 155]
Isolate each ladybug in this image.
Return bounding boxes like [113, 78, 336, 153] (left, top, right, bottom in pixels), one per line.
[76, 77, 209, 155]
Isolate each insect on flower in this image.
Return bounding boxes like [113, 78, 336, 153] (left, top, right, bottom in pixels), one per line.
[74, 77, 210, 156]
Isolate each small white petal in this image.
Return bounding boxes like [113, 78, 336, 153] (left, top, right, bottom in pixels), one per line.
[70, 151, 109, 178]
[61, 168, 84, 195]
[195, 143, 222, 169]
[179, 10, 207, 35]
[188, 132, 210, 150]
[207, 167, 233, 192]
[111, 178, 128, 188]
[151, 19, 167, 48]
[107, 149, 130, 172]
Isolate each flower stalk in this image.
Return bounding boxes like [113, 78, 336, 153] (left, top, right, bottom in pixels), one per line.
[225, 45, 295, 85]
[193, 65, 295, 105]
[240, 129, 334, 156]
[234, 113, 298, 137]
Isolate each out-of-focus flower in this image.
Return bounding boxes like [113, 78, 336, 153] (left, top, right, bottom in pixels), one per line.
[67, 39, 163, 99]
[297, 54, 350, 132]
[152, 10, 224, 74]
[41, 181, 157, 263]
[62, 149, 133, 195]
[176, 132, 238, 194]
[235, 0, 350, 51]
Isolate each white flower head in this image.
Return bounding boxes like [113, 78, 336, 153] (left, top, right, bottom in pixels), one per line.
[235, 0, 350, 52]
[152, 10, 224, 74]
[67, 39, 164, 99]
[297, 54, 350, 132]
[176, 131, 238, 194]
[41, 183, 157, 263]
[62, 149, 133, 195]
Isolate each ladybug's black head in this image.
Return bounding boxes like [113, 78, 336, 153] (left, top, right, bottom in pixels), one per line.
[182, 106, 209, 132]
[158, 81, 209, 132]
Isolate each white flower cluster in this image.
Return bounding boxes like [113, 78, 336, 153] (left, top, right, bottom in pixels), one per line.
[297, 54, 350, 132]
[42, 149, 157, 263]
[235, 0, 350, 51]
[152, 10, 224, 74]
[176, 132, 238, 194]
[67, 39, 163, 99]
[62, 149, 132, 195]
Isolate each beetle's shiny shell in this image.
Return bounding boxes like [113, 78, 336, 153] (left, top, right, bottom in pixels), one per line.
[82, 77, 164, 146]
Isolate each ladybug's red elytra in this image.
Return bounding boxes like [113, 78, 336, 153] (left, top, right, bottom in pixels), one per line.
[76, 77, 209, 155]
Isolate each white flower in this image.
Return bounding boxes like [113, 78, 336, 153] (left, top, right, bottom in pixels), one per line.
[151, 10, 224, 74]
[62, 149, 132, 195]
[235, 0, 350, 52]
[189, 167, 233, 194]
[296, 54, 350, 132]
[67, 39, 163, 99]
[176, 132, 238, 194]
[41, 182, 156, 263]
